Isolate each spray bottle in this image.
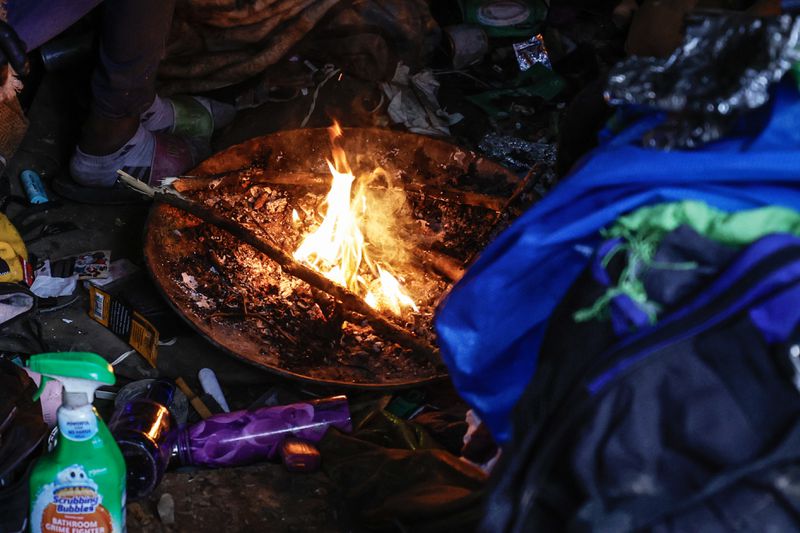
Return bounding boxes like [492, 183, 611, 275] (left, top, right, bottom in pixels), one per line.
[26, 352, 126, 533]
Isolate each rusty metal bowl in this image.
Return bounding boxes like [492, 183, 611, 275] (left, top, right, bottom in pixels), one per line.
[144, 127, 517, 389]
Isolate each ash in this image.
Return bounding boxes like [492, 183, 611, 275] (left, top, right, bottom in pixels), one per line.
[166, 163, 495, 384]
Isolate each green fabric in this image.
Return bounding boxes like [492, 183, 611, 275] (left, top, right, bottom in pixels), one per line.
[574, 201, 800, 326]
[606, 200, 800, 253]
[170, 96, 213, 139]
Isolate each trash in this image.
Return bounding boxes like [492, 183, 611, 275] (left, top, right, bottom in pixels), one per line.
[444, 24, 489, 69]
[88, 285, 160, 366]
[175, 377, 213, 420]
[109, 379, 180, 500]
[382, 62, 464, 136]
[156, 493, 175, 525]
[280, 438, 322, 473]
[49, 250, 111, 280]
[180, 272, 198, 291]
[60, 318, 72, 324]
[20, 169, 48, 204]
[88, 258, 140, 287]
[27, 352, 126, 533]
[114, 378, 189, 425]
[198, 368, 230, 413]
[170, 396, 352, 468]
[22, 364, 63, 428]
[606, 13, 800, 149]
[466, 64, 564, 118]
[109, 349, 136, 368]
[513, 33, 551, 72]
[461, 409, 500, 474]
[319, 402, 486, 531]
[386, 389, 426, 419]
[478, 133, 556, 173]
[461, 0, 548, 38]
[30, 263, 77, 298]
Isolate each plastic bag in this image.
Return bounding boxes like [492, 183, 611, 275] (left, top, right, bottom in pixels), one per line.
[605, 13, 800, 149]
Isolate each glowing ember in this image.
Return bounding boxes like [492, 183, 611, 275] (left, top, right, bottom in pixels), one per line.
[293, 122, 418, 315]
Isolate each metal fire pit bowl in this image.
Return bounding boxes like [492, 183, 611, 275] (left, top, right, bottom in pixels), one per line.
[144, 127, 518, 389]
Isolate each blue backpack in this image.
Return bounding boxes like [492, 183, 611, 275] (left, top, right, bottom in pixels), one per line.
[483, 233, 800, 531]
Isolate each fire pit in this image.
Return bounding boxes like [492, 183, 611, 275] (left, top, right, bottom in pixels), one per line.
[144, 126, 519, 388]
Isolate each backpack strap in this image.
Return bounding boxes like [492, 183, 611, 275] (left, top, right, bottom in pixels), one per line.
[576, 420, 800, 532]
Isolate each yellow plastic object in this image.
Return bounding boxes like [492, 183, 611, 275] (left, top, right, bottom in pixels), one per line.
[0, 212, 26, 282]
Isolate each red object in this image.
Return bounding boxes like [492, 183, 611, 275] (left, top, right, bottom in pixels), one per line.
[279, 438, 321, 472]
[21, 257, 34, 286]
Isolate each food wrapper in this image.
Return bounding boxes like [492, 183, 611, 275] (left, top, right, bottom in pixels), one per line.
[513, 33, 551, 71]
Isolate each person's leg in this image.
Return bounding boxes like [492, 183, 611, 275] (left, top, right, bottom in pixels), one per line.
[80, 0, 176, 155]
[68, 0, 231, 192]
[6, 0, 103, 52]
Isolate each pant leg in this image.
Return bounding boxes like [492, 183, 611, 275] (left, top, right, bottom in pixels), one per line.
[90, 0, 176, 119]
[6, 0, 103, 51]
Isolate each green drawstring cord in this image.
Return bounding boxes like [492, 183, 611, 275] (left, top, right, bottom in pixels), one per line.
[574, 228, 697, 327]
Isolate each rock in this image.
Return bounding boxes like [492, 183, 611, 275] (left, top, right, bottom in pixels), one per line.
[157, 493, 175, 525]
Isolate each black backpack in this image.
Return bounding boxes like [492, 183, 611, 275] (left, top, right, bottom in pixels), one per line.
[0, 358, 47, 533]
[484, 233, 800, 532]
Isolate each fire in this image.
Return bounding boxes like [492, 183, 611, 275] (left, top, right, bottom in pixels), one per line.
[293, 122, 418, 315]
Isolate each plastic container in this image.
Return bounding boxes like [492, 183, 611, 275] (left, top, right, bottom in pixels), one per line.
[171, 396, 351, 468]
[27, 352, 126, 533]
[108, 379, 178, 500]
[20, 170, 48, 204]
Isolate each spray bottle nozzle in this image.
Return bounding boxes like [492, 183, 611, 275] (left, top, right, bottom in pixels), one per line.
[27, 352, 115, 404]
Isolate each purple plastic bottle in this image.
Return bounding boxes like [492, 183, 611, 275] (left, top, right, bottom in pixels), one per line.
[170, 395, 351, 467]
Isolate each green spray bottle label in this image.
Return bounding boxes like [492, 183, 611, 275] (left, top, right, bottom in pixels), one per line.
[27, 352, 126, 533]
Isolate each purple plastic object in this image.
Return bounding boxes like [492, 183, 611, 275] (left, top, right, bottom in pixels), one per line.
[170, 396, 351, 468]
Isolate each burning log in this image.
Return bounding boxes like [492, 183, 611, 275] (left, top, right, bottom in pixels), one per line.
[415, 249, 465, 282]
[172, 171, 506, 211]
[119, 170, 441, 366]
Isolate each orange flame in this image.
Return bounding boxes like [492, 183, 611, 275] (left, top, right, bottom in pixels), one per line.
[293, 122, 417, 315]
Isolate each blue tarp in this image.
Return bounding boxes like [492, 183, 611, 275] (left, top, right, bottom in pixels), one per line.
[435, 82, 800, 443]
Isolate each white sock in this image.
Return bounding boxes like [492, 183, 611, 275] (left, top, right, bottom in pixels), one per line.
[70, 126, 155, 187]
[140, 95, 175, 132]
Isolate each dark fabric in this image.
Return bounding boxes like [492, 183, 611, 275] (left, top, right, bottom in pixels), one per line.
[0, 284, 45, 355]
[91, 0, 176, 118]
[484, 235, 800, 532]
[7, 0, 175, 118]
[643, 225, 739, 309]
[0, 359, 46, 533]
[413, 408, 470, 457]
[319, 407, 486, 532]
[6, 0, 102, 51]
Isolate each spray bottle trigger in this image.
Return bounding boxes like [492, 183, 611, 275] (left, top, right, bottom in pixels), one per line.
[33, 375, 52, 402]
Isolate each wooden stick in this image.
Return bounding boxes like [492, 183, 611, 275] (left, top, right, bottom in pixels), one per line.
[416, 249, 465, 282]
[118, 171, 441, 366]
[175, 377, 213, 419]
